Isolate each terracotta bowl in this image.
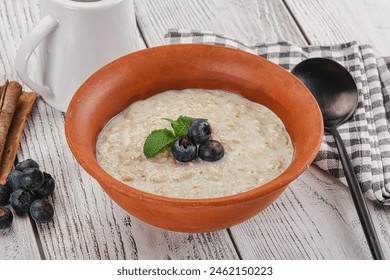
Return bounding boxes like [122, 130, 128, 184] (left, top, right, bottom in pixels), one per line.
[65, 44, 323, 233]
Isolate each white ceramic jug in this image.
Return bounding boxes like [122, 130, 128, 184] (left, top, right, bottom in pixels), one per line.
[16, 0, 139, 112]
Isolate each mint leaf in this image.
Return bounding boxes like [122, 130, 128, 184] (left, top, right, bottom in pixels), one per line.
[143, 128, 176, 158]
[177, 116, 195, 127]
[163, 115, 195, 138]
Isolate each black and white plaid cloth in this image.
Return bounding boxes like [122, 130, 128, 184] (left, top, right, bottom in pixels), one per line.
[165, 29, 390, 205]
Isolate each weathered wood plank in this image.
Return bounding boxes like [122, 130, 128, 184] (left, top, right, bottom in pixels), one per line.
[284, 0, 390, 56]
[135, 0, 306, 47]
[0, 213, 41, 260]
[1, 0, 239, 259]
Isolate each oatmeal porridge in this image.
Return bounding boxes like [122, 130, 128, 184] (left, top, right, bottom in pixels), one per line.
[96, 89, 294, 198]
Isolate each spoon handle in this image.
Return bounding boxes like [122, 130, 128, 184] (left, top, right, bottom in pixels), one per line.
[329, 127, 385, 260]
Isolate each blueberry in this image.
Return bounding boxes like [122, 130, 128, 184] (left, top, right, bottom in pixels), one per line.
[198, 140, 225, 162]
[15, 159, 39, 172]
[0, 184, 12, 206]
[19, 168, 44, 191]
[6, 170, 22, 190]
[0, 206, 13, 229]
[10, 189, 35, 213]
[171, 136, 197, 162]
[34, 172, 55, 197]
[188, 119, 211, 144]
[30, 199, 54, 224]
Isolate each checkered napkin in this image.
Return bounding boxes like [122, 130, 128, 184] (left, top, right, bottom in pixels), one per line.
[164, 29, 390, 205]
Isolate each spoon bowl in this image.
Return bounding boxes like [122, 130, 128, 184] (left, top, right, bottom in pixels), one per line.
[291, 58, 358, 128]
[292, 57, 384, 260]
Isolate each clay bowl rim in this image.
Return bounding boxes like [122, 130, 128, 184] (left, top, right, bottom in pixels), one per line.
[65, 44, 323, 207]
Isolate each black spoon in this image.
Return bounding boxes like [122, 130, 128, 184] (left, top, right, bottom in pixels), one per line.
[291, 57, 384, 260]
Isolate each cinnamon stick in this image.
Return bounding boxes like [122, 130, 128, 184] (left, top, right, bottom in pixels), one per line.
[0, 81, 22, 162]
[0, 81, 8, 113]
[0, 91, 37, 184]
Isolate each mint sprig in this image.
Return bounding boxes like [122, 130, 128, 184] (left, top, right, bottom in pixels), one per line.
[143, 116, 196, 158]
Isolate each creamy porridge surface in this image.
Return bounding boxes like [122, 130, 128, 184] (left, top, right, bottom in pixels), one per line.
[96, 89, 293, 198]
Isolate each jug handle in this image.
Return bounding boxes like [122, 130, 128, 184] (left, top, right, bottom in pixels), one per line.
[15, 15, 58, 97]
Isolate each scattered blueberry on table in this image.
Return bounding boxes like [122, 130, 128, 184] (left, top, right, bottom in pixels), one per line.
[6, 170, 22, 190]
[10, 188, 35, 213]
[30, 199, 54, 224]
[15, 158, 39, 171]
[19, 168, 44, 191]
[0, 158, 56, 229]
[0, 206, 13, 229]
[0, 183, 12, 206]
[35, 172, 55, 197]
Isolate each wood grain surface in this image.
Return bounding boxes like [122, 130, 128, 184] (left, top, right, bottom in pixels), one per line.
[1, 0, 390, 260]
[284, 0, 390, 56]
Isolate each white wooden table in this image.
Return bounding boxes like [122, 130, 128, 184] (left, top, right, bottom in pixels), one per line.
[1, 0, 390, 260]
